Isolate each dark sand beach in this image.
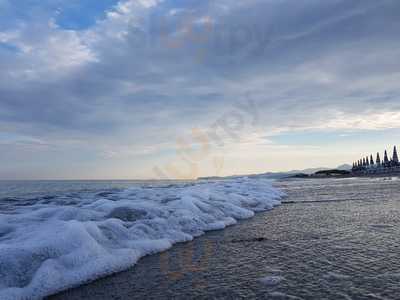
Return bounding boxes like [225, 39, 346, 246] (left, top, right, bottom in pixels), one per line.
[50, 177, 400, 300]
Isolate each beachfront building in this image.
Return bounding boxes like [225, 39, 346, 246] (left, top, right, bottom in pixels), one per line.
[352, 146, 400, 174]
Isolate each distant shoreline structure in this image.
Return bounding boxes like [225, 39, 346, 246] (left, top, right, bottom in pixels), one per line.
[351, 146, 400, 176]
[306, 146, 400, 179]
[304, 146, 400, 179]
[198, 148, 400, 181]
[276, 146, 400, 179]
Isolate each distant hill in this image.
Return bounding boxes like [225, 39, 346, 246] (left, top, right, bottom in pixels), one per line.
[248, 168, 329, 180]
[337, 164, 352, 171]
[314, 169, 351, 176]
[198, 165, 350, 180]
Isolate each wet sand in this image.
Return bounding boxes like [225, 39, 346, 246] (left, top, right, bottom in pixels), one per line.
[49, 178, 400, 299]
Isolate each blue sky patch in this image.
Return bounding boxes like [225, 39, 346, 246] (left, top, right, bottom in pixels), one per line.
[0, 42, 19, 53]
[55, 0, 120, 30]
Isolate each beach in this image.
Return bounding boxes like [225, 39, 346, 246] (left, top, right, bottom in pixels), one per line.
[50, 177, 400, 299]
[3, 1, 400, 299]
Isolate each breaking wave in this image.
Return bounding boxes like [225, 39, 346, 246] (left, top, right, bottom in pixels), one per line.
[0, 178, 283, 299]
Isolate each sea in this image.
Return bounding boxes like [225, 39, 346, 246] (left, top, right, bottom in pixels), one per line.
[50, 176, 400, 300]
[0, 178, 283, 299]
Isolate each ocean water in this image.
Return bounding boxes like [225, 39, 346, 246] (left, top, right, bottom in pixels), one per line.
[50, 177, 400, 300]
[0, 178, 283, 299]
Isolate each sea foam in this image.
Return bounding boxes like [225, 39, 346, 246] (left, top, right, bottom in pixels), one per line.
[0, 178, 283, 299]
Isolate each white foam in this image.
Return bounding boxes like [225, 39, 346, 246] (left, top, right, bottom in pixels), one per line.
[0, 177, 283, 299]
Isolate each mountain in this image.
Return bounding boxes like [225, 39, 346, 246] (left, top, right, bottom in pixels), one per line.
[337, 164, 352, 171]
[198, 165, 351, 180]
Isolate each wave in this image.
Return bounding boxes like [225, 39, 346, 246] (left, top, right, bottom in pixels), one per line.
[0, 178, 283, 299]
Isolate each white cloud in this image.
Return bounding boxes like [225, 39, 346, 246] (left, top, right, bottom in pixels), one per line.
[2, 0, 400, 178]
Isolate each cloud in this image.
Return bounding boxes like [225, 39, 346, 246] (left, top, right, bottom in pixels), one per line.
[1, 0, 400, 178]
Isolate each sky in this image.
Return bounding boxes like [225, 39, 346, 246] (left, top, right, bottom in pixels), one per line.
[1, 0, 400, 180]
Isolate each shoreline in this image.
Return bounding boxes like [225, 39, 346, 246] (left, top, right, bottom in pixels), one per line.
[295, 173, 400, 180]
[50, 177, 400, 299]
